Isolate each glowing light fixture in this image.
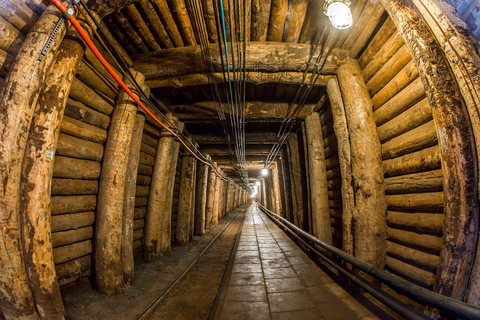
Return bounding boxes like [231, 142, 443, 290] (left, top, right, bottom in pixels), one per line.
[324, 0, 353, 30]
[261, 168, 268, 176]
[256, 181, 261, 186]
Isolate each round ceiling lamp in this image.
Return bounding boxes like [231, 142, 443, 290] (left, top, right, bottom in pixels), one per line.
[324, 0, 353, 30]
[261, 168, 268, 176]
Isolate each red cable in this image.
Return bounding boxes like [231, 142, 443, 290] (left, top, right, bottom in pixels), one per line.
[48, 0, 231, 184]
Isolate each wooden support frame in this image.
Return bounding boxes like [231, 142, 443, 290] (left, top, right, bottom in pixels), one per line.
[380, 0, 479, 307]
[337, 58, 387, 269]
[305, 112, 332, 244]
[95, 71, 143, 294]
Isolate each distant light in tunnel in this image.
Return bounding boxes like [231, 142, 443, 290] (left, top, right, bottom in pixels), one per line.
[261, 168, 268, 176]
[324, 0, 353, 30]
[256, 181, 261, 186]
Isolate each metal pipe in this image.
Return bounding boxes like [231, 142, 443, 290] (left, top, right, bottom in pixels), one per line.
[258, 204, 429, 320]
[257, 203, 480, 320]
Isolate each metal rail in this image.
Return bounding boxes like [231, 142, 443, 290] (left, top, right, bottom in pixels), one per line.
[257, 203, 480, 320]
[137, 207, 245, 320]
[207, 207, 246, 319]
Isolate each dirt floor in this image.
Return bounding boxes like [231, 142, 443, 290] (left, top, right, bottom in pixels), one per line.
[61, 206, 247, 320]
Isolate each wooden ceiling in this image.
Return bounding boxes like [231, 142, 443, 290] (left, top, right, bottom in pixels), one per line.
[100, 0, 387, 182]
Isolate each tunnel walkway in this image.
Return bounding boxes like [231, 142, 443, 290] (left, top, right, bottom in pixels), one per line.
[216, 204, 381, 320]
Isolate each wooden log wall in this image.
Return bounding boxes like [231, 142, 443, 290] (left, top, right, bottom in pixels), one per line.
[51, 57, 117, 287]
[0, 0, 42, 95]
[318, 104, 343, 249]
[358, 17, 443, 305]
[171, 153, 183, 242]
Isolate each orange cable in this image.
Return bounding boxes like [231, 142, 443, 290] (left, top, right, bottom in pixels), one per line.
[48, 0, 234, 185]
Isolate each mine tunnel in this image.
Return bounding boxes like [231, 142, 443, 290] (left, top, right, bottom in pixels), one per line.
[1, 0, 480, 319]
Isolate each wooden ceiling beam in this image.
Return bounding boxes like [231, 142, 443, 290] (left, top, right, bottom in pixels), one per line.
[145, 72, 334, 88]
[202, 145, 279, 156]
[194, 132, 279, 144]
[170, 101, 316, 120]
[133, 41, 348, 81]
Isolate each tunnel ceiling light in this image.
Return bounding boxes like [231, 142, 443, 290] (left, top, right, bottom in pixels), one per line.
[324, 0, 353, 30]
[256, 181, 261, 186]
[261, 168, 268, 176]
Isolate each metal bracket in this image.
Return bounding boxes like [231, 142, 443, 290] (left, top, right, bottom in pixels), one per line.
[38, 1, 78, 61]
[39, 16, 65, 61]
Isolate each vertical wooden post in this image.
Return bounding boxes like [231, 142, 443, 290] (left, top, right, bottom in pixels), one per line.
[327, 77, 355, 255]
[230, 185, 235, 211]
[189, 148, 198, 240]
[218, 179, 226, 218]
[144, 114, 184, 261]
[123, 107, 146, 285]
[19, 29, 89, 318]
[95, 71, 144, 294]
[272, 162, 283, 216]
[380, 0, 479, 305]
[205, 164, 217, 229]
[262, 179, 267, 207]
[0, 5, 70, 318]
[337, 58, 387, 269]
[304, 112, 332, 243]
[227, 184, 234, 212]
[194, 162, 209, 235]
[287, 134, 306, 230]
[301, 124, 313, 233]
[176, 154, 197, 245]
[280, 151, 293, 221]
[212, 174, 222, 224]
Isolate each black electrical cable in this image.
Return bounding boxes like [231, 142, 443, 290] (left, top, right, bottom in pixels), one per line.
[77, 0, 238, 186]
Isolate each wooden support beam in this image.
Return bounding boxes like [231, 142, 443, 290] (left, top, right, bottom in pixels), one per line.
[327, 77, 354, 255]
[271, 163, 283, 216]
[287, 134, 306, 230]
[145, 114, 184, 261]
[305, 113, 332, 244]
[267, 0, 288, 42]
[176, 155, 197, 245]
[212, 176, 222, 224]
[381, 0, 479, 305]
[342, 0, 385, 58]
[99, 19, 133, 66]
[150, 0, 184, 47]
[194, 132, 278, 144]
[0, 16, 24, 55]
[146, 71, 333, 88]
[0, 1, 38, 34]
[251, 0, 271, 41]
[122, 110, 145, 285]
[337, 58, 387, 269]
[95, 71, 144, 294]
[194, 163, 209, 235]
[201, 0, 217, 43]
[0, 5, 70, 318]
[171, 0, 196, 46]
[114, 10, 148, 53]
[19, 33, 88, 318]
[205, 165, 217, 229]
[283, 0, 309, 43]
[406, 0, 480, 306]
[136, 0, 173, 49]
[359, 17, 397, 69]
[133, 42, 348, 79]
[171, 101, 316, 120]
